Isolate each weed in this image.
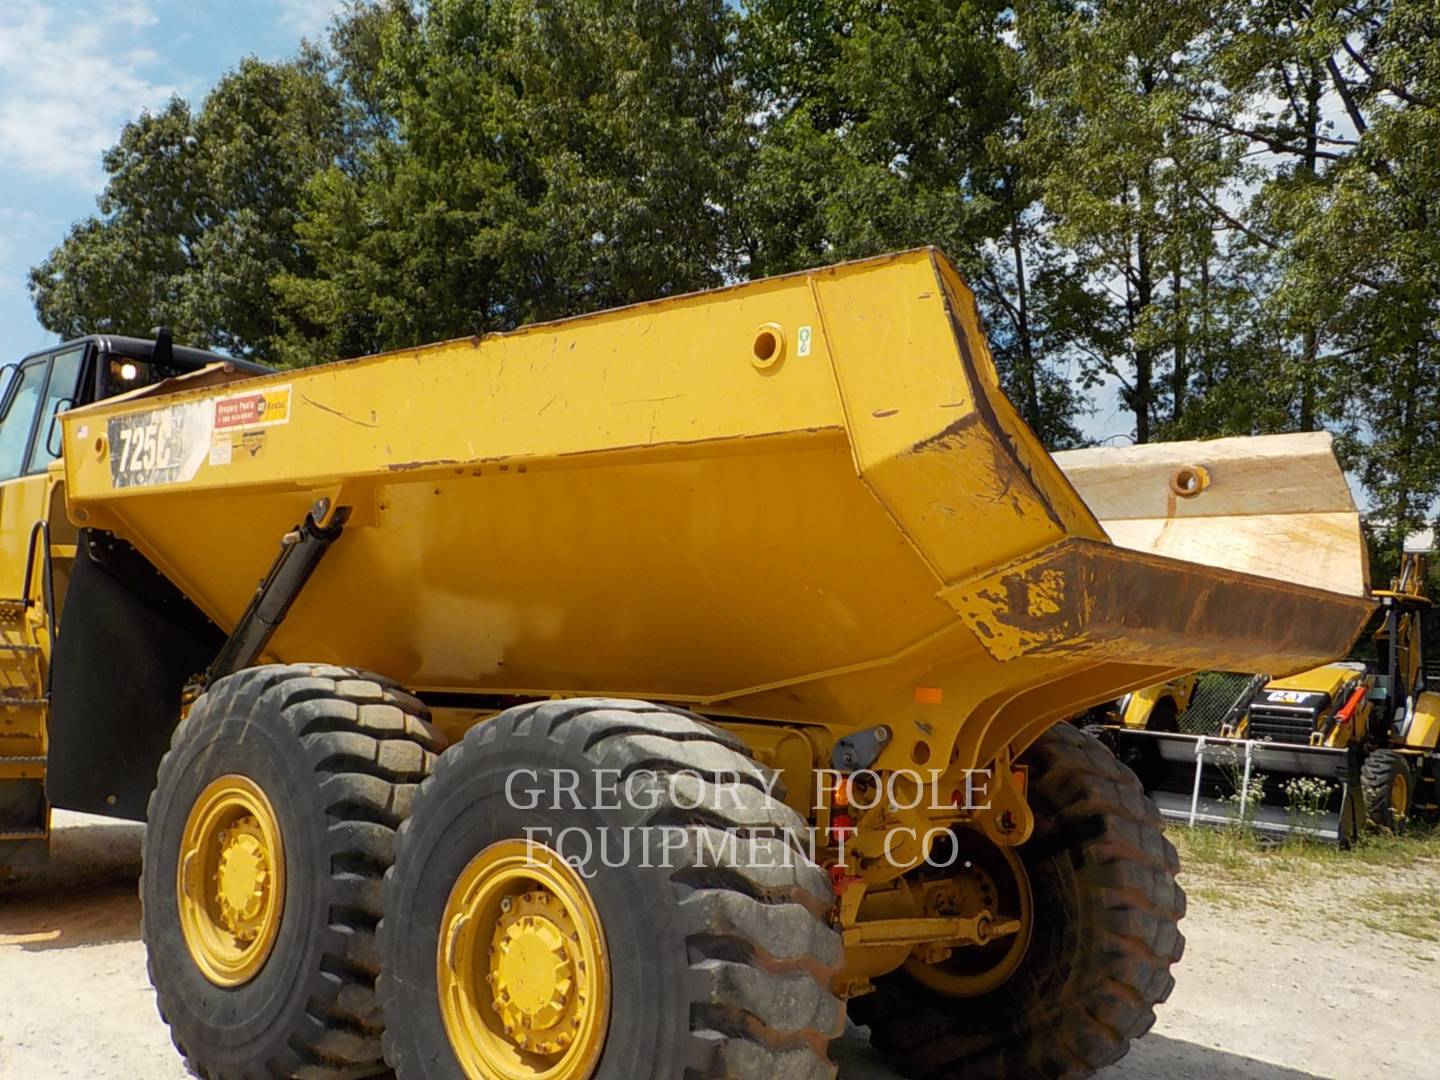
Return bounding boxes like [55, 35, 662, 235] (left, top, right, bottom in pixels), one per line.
[1281, 775, 1336, 841]
[1355, 887, 1440, 942]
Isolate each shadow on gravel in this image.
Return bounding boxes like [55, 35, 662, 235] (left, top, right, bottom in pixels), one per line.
[1103, 1034, 1328, 1079]
[833, 1028, 1327, 1080]
[0, 817, 144, 952]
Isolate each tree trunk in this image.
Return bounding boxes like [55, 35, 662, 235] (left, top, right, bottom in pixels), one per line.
[1132, 70, 1157, 444]
[1009, 206, 1042, 431]
[1299, 327, 1317, 431]
[1170, 190, 1186, 425]
[1297, 65, 1322, 433]
[1134, 175, 1155, 445]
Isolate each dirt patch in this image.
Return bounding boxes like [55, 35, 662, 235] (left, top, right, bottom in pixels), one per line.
[3, 814, 1437, 1078]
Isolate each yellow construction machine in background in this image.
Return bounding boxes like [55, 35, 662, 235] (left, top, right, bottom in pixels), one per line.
[0, 250, 1375, 1079]
[1094, 534, 1438, 845]
[1078, 675, 1197, 734]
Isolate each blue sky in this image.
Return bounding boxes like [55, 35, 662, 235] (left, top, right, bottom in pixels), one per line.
[0, 1, 342, 358]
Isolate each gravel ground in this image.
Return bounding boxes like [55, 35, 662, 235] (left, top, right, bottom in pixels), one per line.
[2, 812, 1437, 1079]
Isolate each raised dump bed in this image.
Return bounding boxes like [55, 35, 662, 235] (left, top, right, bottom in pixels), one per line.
[40, 248, 1371, 1080]
[57, 251, 1369, 765]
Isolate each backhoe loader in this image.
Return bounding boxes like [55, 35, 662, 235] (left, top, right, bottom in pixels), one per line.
[1097, 535, 1438, 845]
[0, 250, 1373, 1080]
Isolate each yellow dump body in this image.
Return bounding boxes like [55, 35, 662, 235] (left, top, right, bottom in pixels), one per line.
[58, 249, 1372, 778]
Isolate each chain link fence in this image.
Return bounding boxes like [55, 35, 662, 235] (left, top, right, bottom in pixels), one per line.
[1178, 672, 1262, 735]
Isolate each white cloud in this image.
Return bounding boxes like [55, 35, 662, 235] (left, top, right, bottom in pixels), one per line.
[109, 0, 160, 28]
[0, 206, 55, 316]
[276, 0, 344, 39]
[0, 4, 176, 189]
[0, 207, 46, 261]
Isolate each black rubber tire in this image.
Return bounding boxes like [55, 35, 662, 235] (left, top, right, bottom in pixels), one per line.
[379, 697, 844, 1080]
[850, 723, 1186, 1079]
[1146, 699, 1180, 734]
[142, 663, 442, 1079]
[1361, 749, 1413, 831]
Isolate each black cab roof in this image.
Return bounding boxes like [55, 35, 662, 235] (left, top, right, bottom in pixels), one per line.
[21, 335, 272, 376]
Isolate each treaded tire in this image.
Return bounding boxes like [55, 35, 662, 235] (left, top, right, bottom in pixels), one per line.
[1146, 699, 1180, 734]
[850, 723, 1185, 1079]
[1108, 699, 1177, 792]
[142, 663, 442, 1079]
[379, 697, 844, 1080]
[1362, 749, 1413, 830]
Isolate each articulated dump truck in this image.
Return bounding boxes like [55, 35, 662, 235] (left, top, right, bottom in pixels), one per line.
[0, 250, 1371, 1079]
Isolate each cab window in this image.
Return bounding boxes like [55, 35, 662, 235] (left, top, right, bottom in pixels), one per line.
[27, 347, 86, 473]
[0, 361, 47, 481]
[103, 353, 169, 397]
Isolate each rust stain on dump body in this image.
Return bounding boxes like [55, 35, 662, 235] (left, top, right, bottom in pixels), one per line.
[946, 539, 1373, 675]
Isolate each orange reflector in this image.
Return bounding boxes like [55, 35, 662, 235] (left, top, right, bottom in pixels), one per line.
[833, 777, 852, 809]
[914, 686, 943, 705]
[1011, 766, 1028, 798]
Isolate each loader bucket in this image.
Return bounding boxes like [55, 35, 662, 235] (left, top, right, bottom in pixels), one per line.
[57, 248, 1373, 777]
[1128, 731, 1361, 845]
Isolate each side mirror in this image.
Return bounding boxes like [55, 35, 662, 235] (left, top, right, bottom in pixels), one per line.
[0, 362, 16, 412]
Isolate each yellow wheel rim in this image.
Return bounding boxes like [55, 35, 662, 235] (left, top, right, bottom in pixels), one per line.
[1392, 772, 1410, 818]
[438, 841, 610, 1080]
[176, 774, 286, 987]
[906, 834, 1033, 998]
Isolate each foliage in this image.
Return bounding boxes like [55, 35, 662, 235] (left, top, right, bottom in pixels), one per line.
[29, 52, 346, 365]
[1199, 0, 1440, 551]
[271, 0, 752, 363]
[26, 0, 1440, 557]
[1282, 776, 1337, 838]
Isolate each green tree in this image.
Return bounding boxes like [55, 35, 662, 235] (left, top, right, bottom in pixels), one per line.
[1020, 0, 1248, 444]
[28, 98, 202, 343]
[29, 53, 347, 365]
[739, 0, 1016, 271]
[274, 0, 751, 363]
[971, 159, 1108, 449]
[740, 0, 1095, 446]
[1192, 0, 1440, 552]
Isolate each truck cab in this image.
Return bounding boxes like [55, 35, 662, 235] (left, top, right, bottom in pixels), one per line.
[0, 333, 269, 490]
[0, 333, 267, 869]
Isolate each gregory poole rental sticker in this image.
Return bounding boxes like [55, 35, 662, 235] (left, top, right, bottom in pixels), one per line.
[213, 385, 292, 430]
